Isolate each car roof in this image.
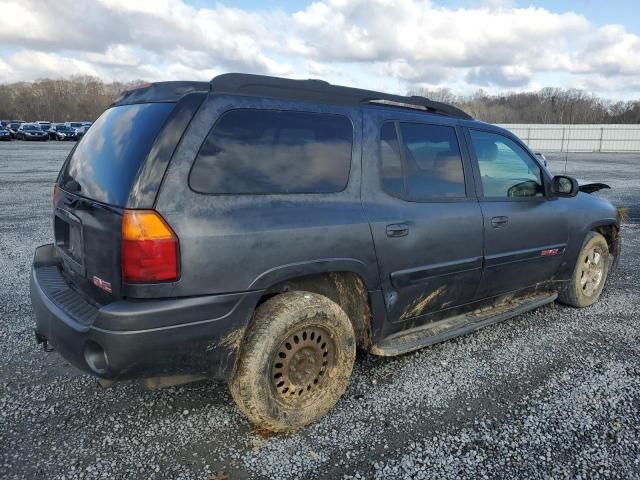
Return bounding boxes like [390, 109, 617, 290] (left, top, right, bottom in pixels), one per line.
[108, 73, 472, 120]
[209, 73, 472, 120]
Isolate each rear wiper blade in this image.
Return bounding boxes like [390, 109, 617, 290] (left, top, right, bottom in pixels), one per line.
[62, 179, 81, 193]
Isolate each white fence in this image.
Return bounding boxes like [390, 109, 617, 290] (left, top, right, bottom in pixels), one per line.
[497, 124, 640, 152]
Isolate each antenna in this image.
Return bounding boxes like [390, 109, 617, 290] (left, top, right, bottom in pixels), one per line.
[564, 102, 574, 174]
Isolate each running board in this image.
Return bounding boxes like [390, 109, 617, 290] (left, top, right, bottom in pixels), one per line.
[372, 292, 557, 357]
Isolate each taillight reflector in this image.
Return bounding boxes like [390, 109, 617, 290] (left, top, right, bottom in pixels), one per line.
[52, 183, 59, 206]
[121, 210, 179, 283]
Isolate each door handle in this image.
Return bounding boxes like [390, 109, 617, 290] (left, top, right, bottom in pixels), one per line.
[491, 216, 509, 228]
[386, 223, 409, 237]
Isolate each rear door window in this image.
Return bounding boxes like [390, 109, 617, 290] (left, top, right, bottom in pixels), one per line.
[379, 122, 466, 200]
[189, 109, 353, 194]
[401, 123, 466, 200]
[59, 102, 175, 207]
[379, 122, 404, 197]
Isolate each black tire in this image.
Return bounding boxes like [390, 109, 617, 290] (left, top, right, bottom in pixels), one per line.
[558, 232, 609, 307]
[229, 291, 356, 432]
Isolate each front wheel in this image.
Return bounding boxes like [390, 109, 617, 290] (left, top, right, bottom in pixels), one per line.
[230, 291, 356, 432]
[558, 232, 609, 307]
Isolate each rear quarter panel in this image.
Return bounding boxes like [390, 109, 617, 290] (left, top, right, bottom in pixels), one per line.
[142, 94, 379, 298]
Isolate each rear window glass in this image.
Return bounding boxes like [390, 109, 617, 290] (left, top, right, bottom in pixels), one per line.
[189, 109, 353, 194]
[59, 102, 174, 206]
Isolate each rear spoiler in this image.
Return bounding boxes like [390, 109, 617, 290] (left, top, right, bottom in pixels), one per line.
[110, 81, 209, 107]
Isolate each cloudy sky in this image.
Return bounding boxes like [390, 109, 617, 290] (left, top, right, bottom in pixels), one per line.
[1, 0, 639, 99]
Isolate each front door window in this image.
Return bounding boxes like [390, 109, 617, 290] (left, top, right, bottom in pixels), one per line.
[469, 130, 543, 198]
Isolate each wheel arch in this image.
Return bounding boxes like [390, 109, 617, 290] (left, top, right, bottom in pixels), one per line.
[255, 270, 375, 350]
[593, 222, 621, 270]
[557, 219, 619, 280]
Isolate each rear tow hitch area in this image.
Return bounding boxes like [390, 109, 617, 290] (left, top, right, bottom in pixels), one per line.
[34, 328, 54, 352]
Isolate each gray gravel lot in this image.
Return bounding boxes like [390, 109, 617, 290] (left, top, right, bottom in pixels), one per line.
[1, 143, 639, 479]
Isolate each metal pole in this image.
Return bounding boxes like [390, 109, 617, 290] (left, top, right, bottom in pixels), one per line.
[599, 127, 604, 153]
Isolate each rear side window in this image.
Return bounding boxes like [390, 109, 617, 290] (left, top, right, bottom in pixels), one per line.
[400, 123, 465, 199]
[189, 109, 353, 194]
[380, 122, 404, 197]
[59, 103, 175, 206]
[379, 122, 466, 200]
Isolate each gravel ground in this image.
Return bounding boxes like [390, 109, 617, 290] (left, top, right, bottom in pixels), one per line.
[0, 143, 639, 479]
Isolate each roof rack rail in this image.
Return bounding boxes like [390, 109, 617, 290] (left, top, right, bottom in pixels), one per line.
[209, 73, 472, 120]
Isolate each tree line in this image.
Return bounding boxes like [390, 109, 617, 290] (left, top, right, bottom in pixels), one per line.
[410, 86, 640, 124]
[0, 76, 144, 123]
[0, 76, 638, 124]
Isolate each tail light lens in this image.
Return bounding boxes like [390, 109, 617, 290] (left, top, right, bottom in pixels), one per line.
[121, 210, 179, 283]
[52, 183, 58, 206]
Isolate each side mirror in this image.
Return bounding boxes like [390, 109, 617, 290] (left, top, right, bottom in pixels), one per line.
[550, 175, 579, 197]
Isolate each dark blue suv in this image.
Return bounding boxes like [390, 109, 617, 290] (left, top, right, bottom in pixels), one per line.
[31, 74, 621, 432]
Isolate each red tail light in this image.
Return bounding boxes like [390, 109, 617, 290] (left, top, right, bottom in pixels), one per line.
[121, 210, 179, 283]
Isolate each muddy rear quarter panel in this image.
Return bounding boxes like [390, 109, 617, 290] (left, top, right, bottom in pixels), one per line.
[150, 94, 380, 300]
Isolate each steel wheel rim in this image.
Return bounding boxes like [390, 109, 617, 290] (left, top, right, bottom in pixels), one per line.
[580, 246, 605, 296]
[270, 325, 335, 403]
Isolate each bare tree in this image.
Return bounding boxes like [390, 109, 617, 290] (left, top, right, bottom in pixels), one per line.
[409, 85, 638, 124]
[0, 76, 136, 122]
[0, 76, 638, 123]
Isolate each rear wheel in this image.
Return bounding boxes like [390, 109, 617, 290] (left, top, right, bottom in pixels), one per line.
[558, 232, 609, 307]
[229, 291, 356, 432]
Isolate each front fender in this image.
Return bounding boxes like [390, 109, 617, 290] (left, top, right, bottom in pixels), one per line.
[554, 192, 619, 281]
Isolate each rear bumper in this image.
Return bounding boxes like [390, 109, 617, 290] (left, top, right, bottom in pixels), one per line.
[30, 244, 262, 381]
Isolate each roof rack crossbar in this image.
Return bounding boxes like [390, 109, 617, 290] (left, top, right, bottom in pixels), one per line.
[209, 73, 472, 120]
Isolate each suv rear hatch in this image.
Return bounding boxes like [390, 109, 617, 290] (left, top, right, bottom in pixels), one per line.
[53, 84, 206, 304]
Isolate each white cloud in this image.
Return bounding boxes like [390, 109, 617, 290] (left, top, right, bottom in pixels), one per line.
[0, 0, 638, 98]
[3, 51, 99, 82]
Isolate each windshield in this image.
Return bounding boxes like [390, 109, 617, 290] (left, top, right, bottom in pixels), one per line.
[59, 102, 175, 206]
[57, 126, 72, 132]
[24, 125, 41, 131]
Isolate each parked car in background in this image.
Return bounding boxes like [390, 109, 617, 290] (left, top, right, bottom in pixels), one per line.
[76, 124, 91, 140]
[65, 122, 85, 132]
[16, 123, 48, 141]
[37, 121, 52, 132]
[7, 123, 23, 138]
[49, 124, 77, 141]
[47, 123, 63, 138]
[0, 125, 11, 141]
[0, 120, 11, 128]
